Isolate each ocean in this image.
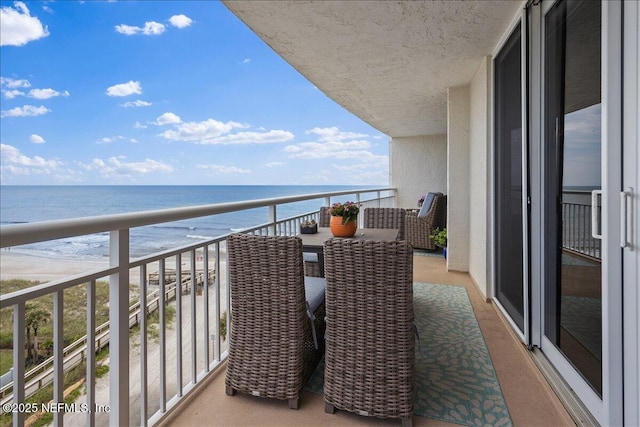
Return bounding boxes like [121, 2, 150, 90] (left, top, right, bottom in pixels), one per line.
[0, 185, 370, 259]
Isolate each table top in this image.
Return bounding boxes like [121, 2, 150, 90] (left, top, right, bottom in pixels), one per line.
[298, 227, 399, 248]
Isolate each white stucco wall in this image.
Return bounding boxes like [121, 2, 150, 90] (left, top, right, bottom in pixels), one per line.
[389, 135, 447, 209]
[468, 57, 491, 298]
[447, 85, 470, 272]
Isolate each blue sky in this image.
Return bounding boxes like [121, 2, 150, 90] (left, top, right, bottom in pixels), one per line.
[0, 1, 389, 185]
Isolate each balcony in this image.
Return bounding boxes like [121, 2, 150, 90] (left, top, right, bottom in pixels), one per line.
[159, 254, 574, 427]
[0, 188, 573, 426]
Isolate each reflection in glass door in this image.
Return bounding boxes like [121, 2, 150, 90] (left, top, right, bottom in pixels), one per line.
[544, 0, 602, 395]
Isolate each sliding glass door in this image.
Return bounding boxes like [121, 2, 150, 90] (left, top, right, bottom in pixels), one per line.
[494, 23, 525, 333]
[543, 0, 602, 397]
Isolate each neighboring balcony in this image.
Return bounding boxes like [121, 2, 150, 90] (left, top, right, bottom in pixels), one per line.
[0, 188, 573, 426]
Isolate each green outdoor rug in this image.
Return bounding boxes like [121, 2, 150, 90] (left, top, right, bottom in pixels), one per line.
[413, 248, 444, 257]
[304, 282, 513, 427]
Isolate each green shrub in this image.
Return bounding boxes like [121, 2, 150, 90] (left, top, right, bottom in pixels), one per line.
[430, 227, 447, 247]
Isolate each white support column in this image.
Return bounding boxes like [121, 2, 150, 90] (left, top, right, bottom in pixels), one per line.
[109, 229, 129, 427]
[447, 84, 471, 272]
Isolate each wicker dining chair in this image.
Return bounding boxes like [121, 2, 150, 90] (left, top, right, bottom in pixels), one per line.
[225, 233, 325, 409]
[363, 207, 406, 240]
[323, 238, 415, 427]
[405, 194, 447, 250]
[303, 206, 332, 277]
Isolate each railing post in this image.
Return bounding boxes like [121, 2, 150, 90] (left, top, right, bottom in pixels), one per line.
[109, 229, 129, 426]
[12, 302, 25, 427]
[52, 291, 64, 427]
[268, 205, 277, 236]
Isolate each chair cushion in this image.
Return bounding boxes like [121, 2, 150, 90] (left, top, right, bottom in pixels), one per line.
[303, 252, 319, 263]
[418, 192, 440, 217]
[304, 276, 325, 313]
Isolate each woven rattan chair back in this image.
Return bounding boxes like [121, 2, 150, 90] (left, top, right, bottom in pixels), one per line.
[323, 239, 415, 426]
[363, 207, 406, 240]
[405, 194, 447, 250]
[303, 207, 331, 277]
[225, 233, 319, 409]
[318, 206, 331, 227]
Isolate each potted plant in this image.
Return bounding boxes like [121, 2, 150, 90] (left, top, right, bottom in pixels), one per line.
[430, 227, 447, 258]
[327, 201, 360, 237]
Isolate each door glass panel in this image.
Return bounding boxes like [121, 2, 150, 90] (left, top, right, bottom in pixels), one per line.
[494, 23, 524, 331]
[544, 0, 602, 396]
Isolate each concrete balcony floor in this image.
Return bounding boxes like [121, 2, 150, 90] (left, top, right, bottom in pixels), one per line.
[158, 255, 575, 427]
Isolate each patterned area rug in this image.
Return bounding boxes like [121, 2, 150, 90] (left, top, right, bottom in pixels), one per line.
[413, 248, 444, 257]
[304, 282, 513, 427]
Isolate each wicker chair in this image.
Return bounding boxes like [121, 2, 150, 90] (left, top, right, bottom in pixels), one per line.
[323, 239, 415, 427]
[363, 207, 406, 240]
[405, 194, 447, 250]
[303, 207, 331, 277]
[225, 233, 325, 409]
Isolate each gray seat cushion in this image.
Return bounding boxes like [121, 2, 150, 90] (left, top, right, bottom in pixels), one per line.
[303, 252, 319, 263]
[304, 276, 325, 312]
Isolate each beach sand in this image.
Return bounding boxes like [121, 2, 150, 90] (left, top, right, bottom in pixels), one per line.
[1, 247, 226, 288]
[1, 252, 111, 283]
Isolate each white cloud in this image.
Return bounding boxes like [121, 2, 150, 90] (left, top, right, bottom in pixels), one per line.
[0, 1, 50, 46]
[1, 104, 50, 117]
[106, 80, 142, 97]
[115, 21, 165, 36]
[1, 77, 29, 98]
[96, 136, 126, 144]
[0, 144, 62, 176]
[120, 99, 152, 108]
[134, 121, 147, 129]
[169, 14, 192, 29]
[197, 164, 250, 175]
[3, 89, 25, 99]
[29, 134, 45, 143]
[265, 161, 284, 168]
[83, 156, 174, 178]
[284, 126, 377, 160]
[195, 130, 295, 145]
[157, 115, 294, 145]
[28, 88, 70, 99]
[1, 77, 31, 89]
[242, 58, 251, 64]
[159, 118, 247, 142]
[307, 126, 368, 142]
[1, 79, 69, 99]
[154, 112, 182, 125]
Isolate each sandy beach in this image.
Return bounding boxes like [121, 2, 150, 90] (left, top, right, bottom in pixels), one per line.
[1, 247, 224, 281]
[1, 252, 111, 283]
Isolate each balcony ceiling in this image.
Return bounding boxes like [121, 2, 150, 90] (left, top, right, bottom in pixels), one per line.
[223, 0, 521, 138]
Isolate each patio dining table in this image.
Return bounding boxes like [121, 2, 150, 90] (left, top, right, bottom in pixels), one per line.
[298, 227, 399, 278]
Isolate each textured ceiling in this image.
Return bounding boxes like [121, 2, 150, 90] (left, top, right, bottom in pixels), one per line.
[223, 0, 522, 138]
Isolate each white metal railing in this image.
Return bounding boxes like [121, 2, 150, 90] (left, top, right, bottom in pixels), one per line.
[0, 187, 395, 426]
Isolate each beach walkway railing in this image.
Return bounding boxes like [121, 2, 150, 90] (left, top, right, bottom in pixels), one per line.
[0, 187, 395, 427]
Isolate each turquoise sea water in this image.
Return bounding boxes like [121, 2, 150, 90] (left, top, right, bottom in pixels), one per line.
[0, 185, 370, 259]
